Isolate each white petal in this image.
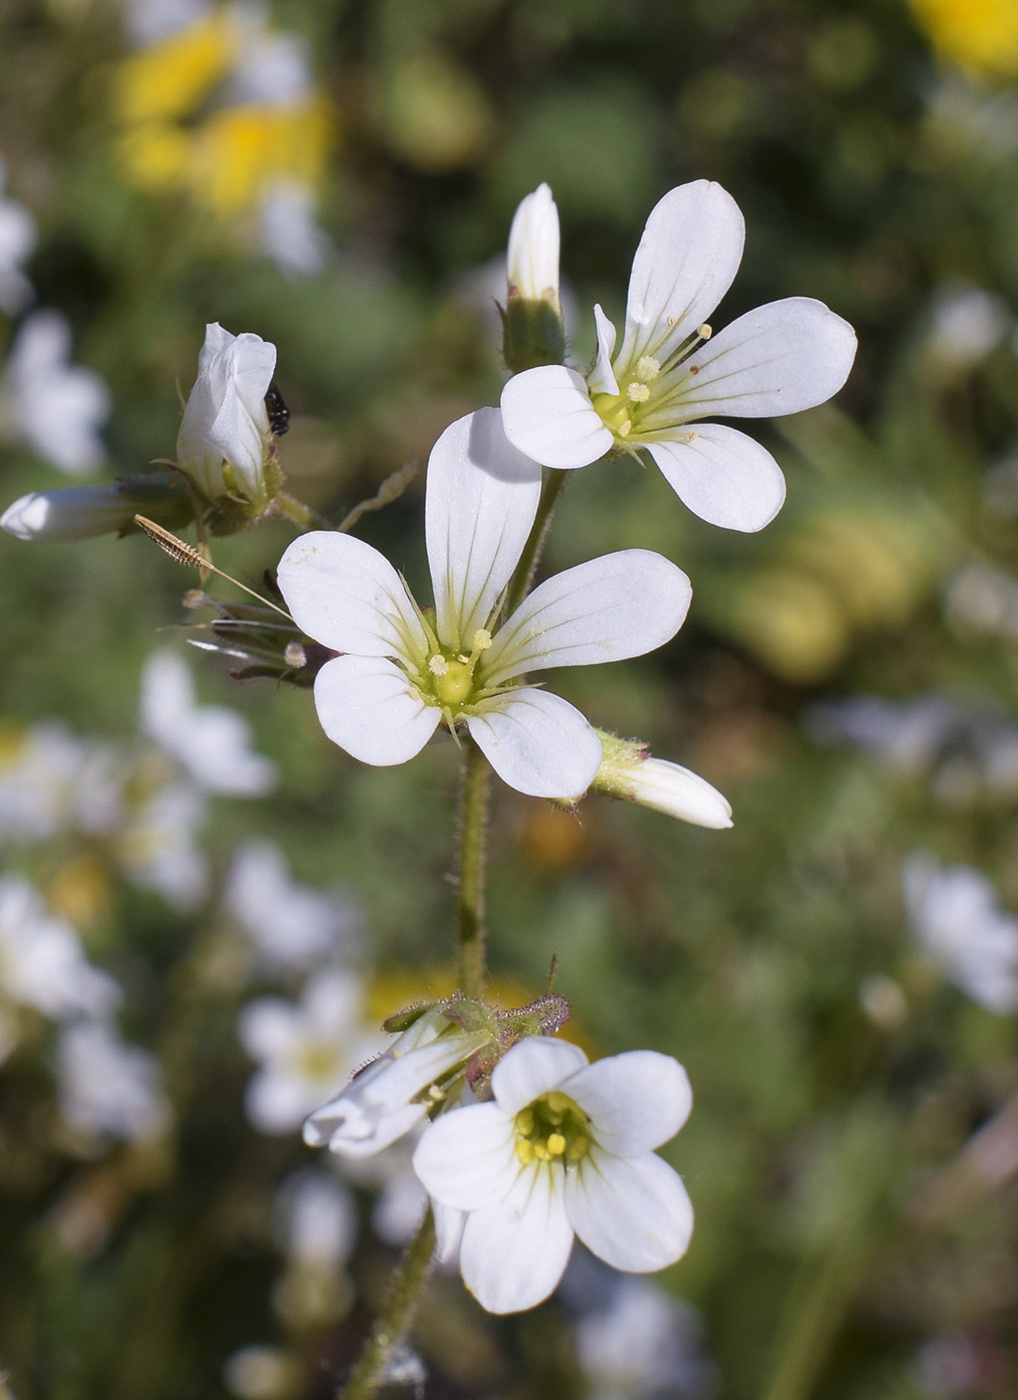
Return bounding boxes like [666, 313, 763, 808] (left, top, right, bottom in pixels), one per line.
[459, 1166, 574, 1313]
[433, 1202, 466, 1262]
[656, 297, 857, 421]
[313, 655, 440, 765]
[616, 181, 745, 369]
[588, 305, 619, 395]
[501, 366, 613, 469]
[426, 408, 543, 650]
[565, 1151, 694, 1272]
[276, 531, 429, 659]
[484, 551, 691, 686]
[205, 333, 276, 497]
[466, 690, 603, 799]
[412, 1103, 517, 1210]
[625, 758, 733, 829]
[566, 1052, 692, 1154]
[239, 998, 297, 1061]
[646, 424, 786, 533]
[490, 1036, 589, 1116]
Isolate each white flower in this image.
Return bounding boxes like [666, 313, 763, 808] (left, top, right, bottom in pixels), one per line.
[277, 408, 691, 800]
[140, 648, 276, 796]
[412, 1037, 694, 1315]
[226, 838, 361, 974]
[176, 323, 277, 504]
[1, 475, 191, 542]
[57, 1019, 170, 1142]
[927, 283, 1010, 370]
[336, 1131, 430, 1246]
[238, 969, 381, 1135]
[500, 180, 857, 532]
[2, 310, 110, 474]
[0, 874, 120, 1021]
[259, 181, 330, 278]
[946, 562, 1018, 642]
[507, 183, 560, 305]
[0, 722, 110, 844]
[123, 0, 211, 46]
[0, 157, 36, 315]
[304, 1007, 490, 1160]
[903, 852, 1018, 1014]
[117, 779, 209, 910]
[224, 17, 314, 106]
[807, 695, 960, 775]
[574, 1276, 715, 1400]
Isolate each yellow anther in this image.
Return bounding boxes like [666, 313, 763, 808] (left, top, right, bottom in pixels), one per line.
[428, 1084, 445, 1100]
[516, 1140, 535, 1166]
[618, 420, 632, 436]
[533, 1140, 552, 1161]
[697, 323, 712, 339]
[547, 1133, 566, 1156]
[472, 628, 492, 652]
[429, 655, 449, 676]
[516, 1108, 534, 1136]
[568, 1136, 589, 1161]
[636, 355, 661, 381]
[627, 382, 651, 403]
[545, 1092, 571, 1112]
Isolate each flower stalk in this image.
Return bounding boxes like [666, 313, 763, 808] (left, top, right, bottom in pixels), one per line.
[337, 1209, 436, 1400]
[456, 737, 491, 999]
[503, 467, 569, 617]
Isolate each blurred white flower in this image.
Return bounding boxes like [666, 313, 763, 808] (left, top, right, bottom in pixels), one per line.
[122, 0, 211, 46]
[0, 722, 122, 845]
[117, 780, 209, 911]
[277, 408, 691, 800]
[277, 1168, 357, 1268]
[176, 322, 277, 505]
[226, 839, 361, 974]
[258, 181, 331, 277]
[0, 874, 119, 1022]
[1, 310, 111, 474]
[982, 449, 1018, 516]
[338, 1132, 430, 1246]
[0, 157, 36, 315]
[140, 648, 276, 797]
[57, 1019, 170, 1142]
[304, 1007, 490, 1160]
[500, 180, 856, 532]
[926, 283, 1010, 370]
[903, 852, 1018, 1013]
[225, 17, 314, 106]
[946, 562, 1018, 642]
[239, 969, 381, 1135]
[223, 1345, 300, 1400]
[413, 1037, 695, 1315]
[507, 183, 560, 305]
[572, 1273, 717, 1400]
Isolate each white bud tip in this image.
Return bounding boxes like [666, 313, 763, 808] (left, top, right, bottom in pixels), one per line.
[630, 758, 733, 829]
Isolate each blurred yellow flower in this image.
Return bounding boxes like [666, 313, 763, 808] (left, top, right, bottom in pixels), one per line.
[112, 9, 334, 221]
[908, 0, 1018, 79]
[114, 13, 237, 125]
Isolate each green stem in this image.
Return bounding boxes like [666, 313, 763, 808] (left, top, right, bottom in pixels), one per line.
[457, 739, 491, 998]
[504, 469, 568, 617]
[338, 1210, 437, 1400]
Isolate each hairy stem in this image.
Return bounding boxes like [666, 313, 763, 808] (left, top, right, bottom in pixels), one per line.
[338, 1210, 437, 1400]
[457, 738, 491, 998]
[504, 468, 568, 617]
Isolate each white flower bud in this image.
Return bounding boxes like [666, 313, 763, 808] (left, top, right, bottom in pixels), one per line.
[506, 183, 560, 306]
[590, 732, 732, 829]
[176, 323, 277, 506]
[1, 475, 192, 543]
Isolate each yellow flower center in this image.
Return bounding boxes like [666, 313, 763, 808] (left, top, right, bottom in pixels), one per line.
[589, 328, 712, 447]
[514, 1089, 591, 1167]
[423, 629, 492, 712]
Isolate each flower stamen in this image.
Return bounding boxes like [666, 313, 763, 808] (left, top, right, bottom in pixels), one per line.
[513, 1088, 590, 1169]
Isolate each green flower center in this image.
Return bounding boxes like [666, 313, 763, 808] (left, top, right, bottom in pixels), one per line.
[420, 628, 493, 715]
[514, 1089, 591, 1167]
[589, 325, 712, 445]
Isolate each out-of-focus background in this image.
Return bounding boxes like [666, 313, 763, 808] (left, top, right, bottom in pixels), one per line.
[3, 0, 1018, 1396]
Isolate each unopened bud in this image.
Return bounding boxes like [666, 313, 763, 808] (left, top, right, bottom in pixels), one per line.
[1, 474, 192, 543]
[503, 183, 565, 372]
[590, 730, 733, 830]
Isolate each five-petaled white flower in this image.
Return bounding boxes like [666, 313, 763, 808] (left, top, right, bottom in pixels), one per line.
[903, 852, 1018, 1014]
[176, 322, 277, 506]
[0, 874, 120, 1022]
[2, 310, 111, 474]
[412, 1037, 694, 1315]
[500, 180, 857, 533]
[57, 1019, 170, 1143]
[277, 408, 691, 800]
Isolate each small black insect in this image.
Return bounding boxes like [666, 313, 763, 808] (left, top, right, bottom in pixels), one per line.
[264, 380, 290, 437]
